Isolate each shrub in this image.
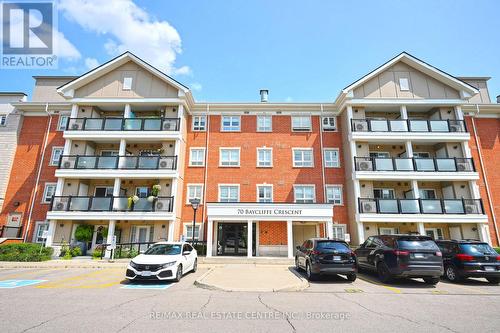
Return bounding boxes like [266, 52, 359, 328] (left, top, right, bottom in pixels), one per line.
[494, 247, 500, 254]
[70, 246, 82, 257]
[74, 225, 93, 243]
[62, 251, 72, 260]
[92, 249, 103, 260]
[128, 248, 139, 258]
[0, 243, 53, 262]
[59, 241, 70, 257]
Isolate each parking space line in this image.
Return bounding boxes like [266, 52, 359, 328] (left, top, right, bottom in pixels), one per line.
[35, 269, 118, 288]
[0, 269, 54, 280]
[357, 275, 402, 294]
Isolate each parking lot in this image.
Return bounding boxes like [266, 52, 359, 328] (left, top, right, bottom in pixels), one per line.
[1, 266, 500, 332]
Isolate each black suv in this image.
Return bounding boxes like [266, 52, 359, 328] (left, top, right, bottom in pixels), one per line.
[295, 238, 357, 281]
[355, 234, 443, 284]
[436, 240, 500, 284]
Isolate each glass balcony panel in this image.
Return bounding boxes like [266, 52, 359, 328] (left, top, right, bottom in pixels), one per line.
[370, 120, 389, 132]
[374, 158, 393, 171]
[409, 120, 429, 132]
[69, 197, 90, 211]
[85, 119, 103, 130]
[133, 198, 153, 211]
[90, 197, 112, 211]
[143, 119, 162, 131]
[104, 118, 123, 130]
[123, 119, 142, 130]
[138, 156, 158, 169]
[400, 200, 420, 213]
[443, 200, 464, 214]
[76, 156, 97, 169]
[463, 200, 483, 214]
[421, 200, 443, 213]
[389, 120, 408, 132]
[113, 197, 129, 211]
[436, 159, 456, 172]
[429, 120, 449, 132]
[97, 156, 117, 169]
[378, 199, 399, 213]
[415, 158, 435, 171]
[121, 156, 138, 169]
[394, 158, 414, 171]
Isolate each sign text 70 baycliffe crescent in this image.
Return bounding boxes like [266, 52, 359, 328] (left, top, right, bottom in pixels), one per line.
[236, 208, 303, 216]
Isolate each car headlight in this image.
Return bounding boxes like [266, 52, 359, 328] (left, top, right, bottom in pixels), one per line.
[159, 261, 176, 269]
[129, 261, 139, 269]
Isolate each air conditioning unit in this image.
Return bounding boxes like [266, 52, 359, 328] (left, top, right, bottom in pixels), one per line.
[465, 204, 479, 214]
[456, 162, 468, 171]
[62, 161, 72, 168]
[355, 123, 367, 131]
[449, 124, 462, 132]
[361, 201, 377, 213]
[71, 123, 81, 130]
[55, 202, 66, 211]
[159, 160, 169, 169]
[358, 161, 371, 171]
[155, 201, 165, 210]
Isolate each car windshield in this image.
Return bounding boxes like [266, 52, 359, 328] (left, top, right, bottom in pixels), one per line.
[397, 239, 439, 250]
[460, 243, 497, 255]
[144, 244, 182, 255]
[315, 241, 350, 253]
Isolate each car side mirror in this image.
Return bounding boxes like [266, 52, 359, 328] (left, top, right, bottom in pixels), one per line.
[183, 251, 191, 256]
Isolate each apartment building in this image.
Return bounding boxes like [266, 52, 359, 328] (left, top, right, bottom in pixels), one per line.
[0, 51, 498, 256]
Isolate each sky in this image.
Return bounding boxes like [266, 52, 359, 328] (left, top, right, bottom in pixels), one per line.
[1, 0, 500, 103]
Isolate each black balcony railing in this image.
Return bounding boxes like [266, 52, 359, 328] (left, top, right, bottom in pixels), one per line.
[354, 157, 475, 172]
[66, 117, 180, 131]
[50, 196, 174, 212]
[358, 198, 484, 214]
[58, 155, 178, 170]
[351, 119, 467, 133]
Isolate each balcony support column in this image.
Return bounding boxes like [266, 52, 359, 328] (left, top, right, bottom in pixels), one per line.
[55, 178, 65, 196]
[63, 139, 72, 155]
[400, 105, 408, 119]
[356, 222, 365, 245]
[70, 104, 78, 118]
[44, 220, 57, 247]
[206, 218, 213, 257]
[112, 178, 121, 210]
[104, 220, 116, 259]
[477, 224, 492, 244]
[167, 220, 175, 242]
[417, 222, 426, 236]
[118, 139, 126, 168]
[124, 104, 131, 118]
[287, 220, 294, 259]
[247, 220, 253, 258]
[411, 180, 420, 200]
[405, 141, 413, 158]
[454, 105, 464, 121]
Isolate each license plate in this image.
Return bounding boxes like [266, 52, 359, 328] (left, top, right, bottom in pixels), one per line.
[141, 271, 152, 276]
[333, 256, 341, 261]
[413, 253, 425, 259]
[484, 266, 495, 271]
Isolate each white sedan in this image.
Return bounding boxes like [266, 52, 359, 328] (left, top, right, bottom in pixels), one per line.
[125, 242, 198, 282]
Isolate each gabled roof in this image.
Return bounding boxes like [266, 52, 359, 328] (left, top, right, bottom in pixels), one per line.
[341, 52, 479, 97]
[57, 51, 190, 97]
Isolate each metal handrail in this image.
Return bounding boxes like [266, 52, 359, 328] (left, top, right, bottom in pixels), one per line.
[66, 117, 180, 131]
[354, 156, 475, 172]
[358, 197, 484, 214]
[58, 155, 178, 170]
[351, 118, 467, 133]
[50, 195, 174, 212]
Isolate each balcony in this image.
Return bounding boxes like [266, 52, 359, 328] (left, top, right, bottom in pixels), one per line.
[351, 119, 466, 133]
[66, 117, 180, 131]
[358, 198, 484, 215]
[355, 157, 475, 172]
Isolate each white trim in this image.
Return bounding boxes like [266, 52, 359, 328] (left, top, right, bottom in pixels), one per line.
[55, 169, 179, 179]
[256, 115, 272, 132]
[183, 222, 201, 240]
[291, 115, 312, 132]
[186, 183, 204, 204]
[292, 148, 314, 168]
[358, 214, 488, 224]
[326, 184, 343, 205]
[192, 115, 207, 131]
[220, 115, 241, 132]
[293, 184, 316, 203]
[354, 171, 479, 181]
[49, 146, 64, 166]
[219, 147, 241, 167]
[47, 211, 176, 221]
[189, 147, 206, 167]
[218, 184, 240, 202]
[41, 183, 57, 204]
[256, 184, 273, 203]
[256, 147, 273, 167]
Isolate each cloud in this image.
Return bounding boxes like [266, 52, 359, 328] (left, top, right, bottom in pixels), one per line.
[84, 57, 99, 69]
[190, 82, 203, 91]
[58, 0, 189, 74]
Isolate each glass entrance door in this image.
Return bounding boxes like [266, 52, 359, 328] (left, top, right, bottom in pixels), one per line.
[217, 223, 255, 256]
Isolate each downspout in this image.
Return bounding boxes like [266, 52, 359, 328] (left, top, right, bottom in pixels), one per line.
[23, 103, 52, 242]
[201, 104, 210, 239]
[319, 104, 327, 237]
[471, 104, 499, 245]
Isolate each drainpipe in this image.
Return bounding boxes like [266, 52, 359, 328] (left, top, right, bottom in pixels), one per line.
[23, 103, 52, 242]
[201, 104, 210, 240]
[319, 104, 328, 237]
[471, 104, 499, 245]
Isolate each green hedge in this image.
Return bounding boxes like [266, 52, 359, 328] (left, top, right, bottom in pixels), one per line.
[494, 247, 500, 254]
[0, 243, 53, 262]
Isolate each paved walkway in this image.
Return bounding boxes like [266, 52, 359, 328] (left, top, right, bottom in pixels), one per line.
[195, 264, 309, 292]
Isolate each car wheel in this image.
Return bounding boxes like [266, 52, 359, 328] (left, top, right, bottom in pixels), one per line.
[346, 273, 357, 282]
[295, 257, 301, 271]
[486, 277, 499, 284]
[192, 259, 198, 273]
[306, 262, 318, 281]
[174, 265, 183, 282]
[423, 277, 440, 285]
[445, 265, 461, 283]
[377, 262, 392, 284]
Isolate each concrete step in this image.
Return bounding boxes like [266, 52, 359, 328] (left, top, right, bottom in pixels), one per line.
[199, 256, 294, 265]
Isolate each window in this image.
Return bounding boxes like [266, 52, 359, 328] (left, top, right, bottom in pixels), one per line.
[326, 185, 343, 205]
[425, 228, 444, 240]
[135, 187, 151, 198]
[33, 221, 49, 243]
[413, 152, 431, 158]
[219, 185, 239, 202]
[291, 116, 312, 131]
[221, 116, 240, 132]
[419, 189, 436, 199]
[294, 185, 315, 203]
[322, 117, 337, 131]
[399, 77, 410, 91]
[95, 186, 114, 197]
[0, 114, 7, 126]
[189, 148, 205, 166]
[42, 183, 56, 204]
[257, 115, 272, 132]
[50, 147, 64, 166]
[220, 148, 240, 167]
[293, 148, 313, 167]
[185, 224, 200, 240]
[186, 184, 203, 204]
[123, 77, 133, 90]
[324, 148, 340, 168]
[374, 189, 395, 199]
[57, 115, 69, 131]
[332, 225, 345, 240]
[257, 185, 273, 203]
[257, 148, 272, 167]
[192, 116, 206, 131]
[379, 227, 398, 235]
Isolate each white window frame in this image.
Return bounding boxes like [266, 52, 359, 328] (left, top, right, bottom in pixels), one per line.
[0, 114, 8, 126]
[49, 147, 64, 166]
[186, 184, 204, 204]
[322, 116, 337, 131]
[291, 116, 312, 131]
[33, 221, 49, 243]
[256, 184, 273, 203]
[326, 185, 343, 205]
[57, 114, 70, 131]
[323, 148, 340, 168]
[379, 227, 398, 235]
[425, 228, 444, 240]
[257, 147, 273, 167]
[374, 188, 395, 199]
[189, 147, 206, 167]
[332, 225, 346, 240]
[257, 115, 272, 132]
[221, 115, 241, 132]
[218, 184, 240, 203]
[399, 77, 410, 91]
[192, 115, 206, 131]
[293, 185, 316, 203]
[42, 183, 57, 204]
[183, 223, 201, 240]
[219, 147, 240, 167]
[292, 148, 314, 167]
[419, 188, 437, 199]
[123, 77, 133, 90]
